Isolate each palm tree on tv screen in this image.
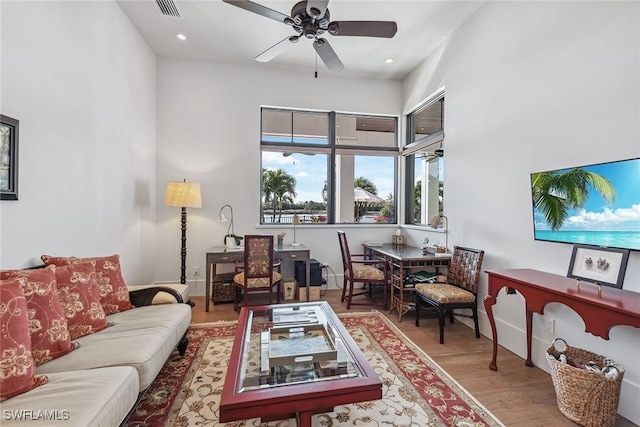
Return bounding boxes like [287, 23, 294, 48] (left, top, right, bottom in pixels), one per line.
[531, 168, 616, 231]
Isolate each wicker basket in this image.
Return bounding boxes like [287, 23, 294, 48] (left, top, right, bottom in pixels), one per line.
[545, 344, 624, 427]
[212, 272, 237, 304]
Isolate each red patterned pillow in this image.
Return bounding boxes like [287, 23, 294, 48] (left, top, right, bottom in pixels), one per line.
[42, 254, 132, 315]
[0, 277, 49, 401]
[0, 270, 16, 280]
[53, 263, 108, 340]
[4, 266, 74, 365]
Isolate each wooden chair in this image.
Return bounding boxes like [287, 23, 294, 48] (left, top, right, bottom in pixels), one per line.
[233, 235, 282, 311]
[415, 246, 484, 344]
[337, 230, 389, 309]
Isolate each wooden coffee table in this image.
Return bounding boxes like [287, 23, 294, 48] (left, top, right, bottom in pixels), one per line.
[219, 301, 382, 427]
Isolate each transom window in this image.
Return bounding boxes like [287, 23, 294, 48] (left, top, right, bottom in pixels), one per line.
[261, 108, 398, 225]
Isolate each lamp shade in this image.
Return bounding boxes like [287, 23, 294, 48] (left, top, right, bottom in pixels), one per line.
[165, 181, 202, 208]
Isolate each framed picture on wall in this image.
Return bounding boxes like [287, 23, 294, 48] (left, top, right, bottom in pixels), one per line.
[567, 244, 630, 289]
[1, 114, 19, 201]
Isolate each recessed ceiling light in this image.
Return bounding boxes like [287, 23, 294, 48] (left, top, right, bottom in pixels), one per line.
[385, 58, 394, 64]
[176, 33, 187, 41]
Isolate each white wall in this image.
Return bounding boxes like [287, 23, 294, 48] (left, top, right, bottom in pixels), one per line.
[0, 1, 157, 284]
[402, 1, 640, 423]
[154, 57, 402, 294]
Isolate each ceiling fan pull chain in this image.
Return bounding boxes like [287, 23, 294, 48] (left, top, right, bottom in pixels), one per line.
[315, 51, 318, 78]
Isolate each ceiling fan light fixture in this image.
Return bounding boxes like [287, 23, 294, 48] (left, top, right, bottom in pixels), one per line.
[303, 25, 316, 38]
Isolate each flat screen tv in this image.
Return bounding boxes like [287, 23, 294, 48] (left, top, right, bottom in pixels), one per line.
[530, 157, 640, 251]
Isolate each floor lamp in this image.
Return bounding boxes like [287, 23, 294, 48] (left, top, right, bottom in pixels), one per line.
[165, 180, 202, 284]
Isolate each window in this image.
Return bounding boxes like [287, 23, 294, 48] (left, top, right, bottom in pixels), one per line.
[261, 108, 398, 224]
[404, 91, 445, 226]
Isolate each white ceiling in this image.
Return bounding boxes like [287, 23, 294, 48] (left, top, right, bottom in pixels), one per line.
[117, 0, 484, 80]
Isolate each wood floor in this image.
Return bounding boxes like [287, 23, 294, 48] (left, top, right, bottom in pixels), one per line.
[189, 290, 635, 427]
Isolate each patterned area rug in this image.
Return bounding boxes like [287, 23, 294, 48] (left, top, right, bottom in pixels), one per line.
[126, 311, 504, 427]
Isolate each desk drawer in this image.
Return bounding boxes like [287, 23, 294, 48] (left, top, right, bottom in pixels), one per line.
[279, 251, 308, 261]
[207, 252, 243, 264]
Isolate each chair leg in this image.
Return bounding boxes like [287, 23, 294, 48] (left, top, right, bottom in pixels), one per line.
[438, 308, 446, 344]
[473, 306, 480, 338]
[346, 281, 354, 309]
[341, 278, 347, 302]
[415, 296, 421, 326]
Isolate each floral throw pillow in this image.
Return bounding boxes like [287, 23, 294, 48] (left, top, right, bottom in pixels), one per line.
[42, 254, 132, 315]
[0, 277, 49, 401]
[53, 263, 108, 340]
[4, 266, 74, 365]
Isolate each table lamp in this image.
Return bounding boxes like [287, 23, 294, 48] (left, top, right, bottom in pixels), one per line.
[165, 180, 202, 284]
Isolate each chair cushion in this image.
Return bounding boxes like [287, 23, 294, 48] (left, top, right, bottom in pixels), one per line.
[233, 272, 282, 289]
[346, 265, 385, 281]
[415, 283, 475, 304]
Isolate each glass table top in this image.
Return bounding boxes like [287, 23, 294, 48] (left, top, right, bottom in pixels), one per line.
[236, 302, 363, 393]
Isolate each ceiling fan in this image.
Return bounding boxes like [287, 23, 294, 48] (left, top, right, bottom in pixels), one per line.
[222, 0, 398, 71]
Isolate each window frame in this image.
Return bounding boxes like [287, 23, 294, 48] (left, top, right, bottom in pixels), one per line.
[403, 90, 445, 227]
[260, 107, 399, 225]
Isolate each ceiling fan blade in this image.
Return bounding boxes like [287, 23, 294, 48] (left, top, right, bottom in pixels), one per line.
[306, 0, 329, 19]
[328, 21, 398, 38]
[256, 36, 299, 62]
[222, 0, 290, 24]
[313, 38, 344, 71]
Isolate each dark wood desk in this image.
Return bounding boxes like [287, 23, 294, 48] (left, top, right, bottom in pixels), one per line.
[362, 243, 451, 321]
[205, 244, 311, 312]
[484, 268, 640, 370]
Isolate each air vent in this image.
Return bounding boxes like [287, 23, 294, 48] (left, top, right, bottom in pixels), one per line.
[155, 0, 182, 18]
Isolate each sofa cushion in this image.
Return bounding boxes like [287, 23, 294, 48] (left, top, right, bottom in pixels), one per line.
[36, 303, 191, 390]
[53, 263, 108, 340]
[3, 266, 74, 365]
[0, 366, 138, 426]
[42, 254, 132, 315]
[0, 277, 49, 401]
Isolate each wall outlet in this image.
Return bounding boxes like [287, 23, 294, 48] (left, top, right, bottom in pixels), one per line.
[545, 317, 555, 334]
[193, 266, 200, 276]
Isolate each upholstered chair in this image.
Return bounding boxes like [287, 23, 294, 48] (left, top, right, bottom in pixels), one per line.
[233, 235, 282, 311]
[337, 230, 389, 309]
[414, 246, 485, 344]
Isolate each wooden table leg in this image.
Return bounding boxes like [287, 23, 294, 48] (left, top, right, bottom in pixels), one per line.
[525, 309, 534, 367]
[296, 411, 313, 427]
[483, 293, 499, 371]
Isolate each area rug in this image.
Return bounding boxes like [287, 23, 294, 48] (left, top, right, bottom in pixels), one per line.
[125, 311, 504, 427]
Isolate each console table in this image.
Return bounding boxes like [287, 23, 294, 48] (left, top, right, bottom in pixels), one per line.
[362, 243, 451, 321]
[205, 245, 311, 312]
[484, 268, 640, 370]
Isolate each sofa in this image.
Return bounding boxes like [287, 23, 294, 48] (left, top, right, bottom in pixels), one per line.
[0, 257, 192, 426]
